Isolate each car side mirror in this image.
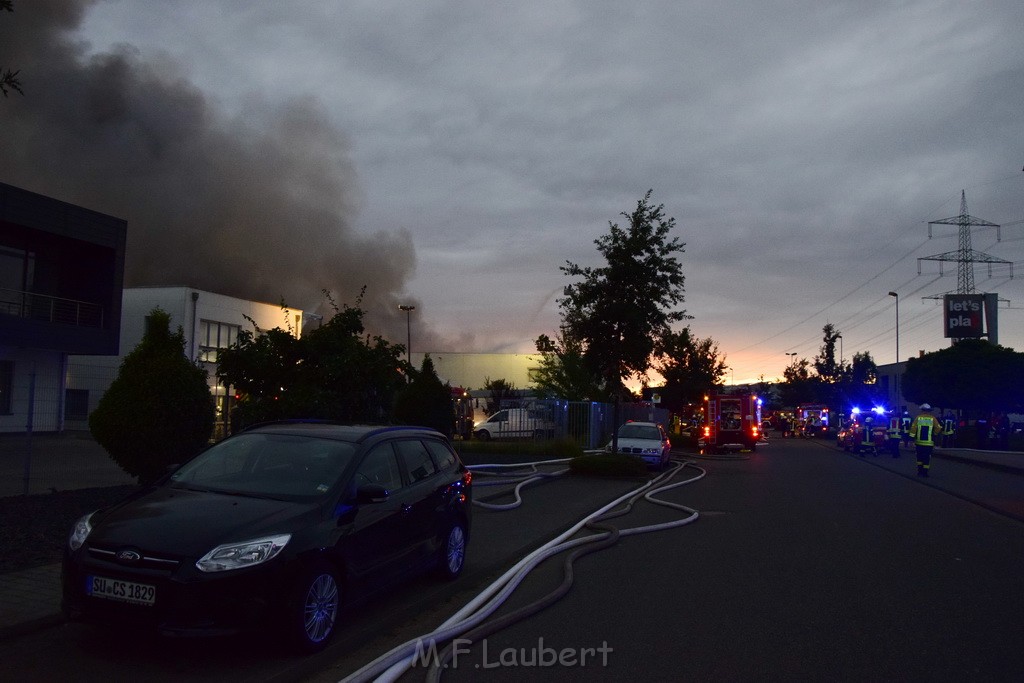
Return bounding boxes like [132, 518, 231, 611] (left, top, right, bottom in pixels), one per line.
[356, 484, 389, 504]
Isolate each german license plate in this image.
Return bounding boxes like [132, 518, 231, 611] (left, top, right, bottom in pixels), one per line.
[87, 575, 156, 606]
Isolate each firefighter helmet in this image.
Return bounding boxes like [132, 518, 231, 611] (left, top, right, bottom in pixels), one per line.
[920, 403, 932, 411]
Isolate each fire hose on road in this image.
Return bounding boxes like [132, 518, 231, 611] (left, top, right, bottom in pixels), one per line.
[339, 457, 707, 683]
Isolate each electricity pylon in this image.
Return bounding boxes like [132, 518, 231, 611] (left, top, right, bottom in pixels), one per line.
[918, 190, 1010, 293]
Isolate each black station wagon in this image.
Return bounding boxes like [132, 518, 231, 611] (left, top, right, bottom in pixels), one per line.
[62, 423, 473, 652]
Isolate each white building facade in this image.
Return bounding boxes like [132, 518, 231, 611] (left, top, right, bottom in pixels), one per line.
[60, 287, 565, 441]
[67, 287, 306, 438]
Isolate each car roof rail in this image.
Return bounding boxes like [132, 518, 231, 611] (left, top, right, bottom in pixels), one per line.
[236, 420, 445, 443]
[354, 425, 444, 443]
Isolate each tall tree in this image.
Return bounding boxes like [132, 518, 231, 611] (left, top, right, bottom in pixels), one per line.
[217, 289, 407, 428]
[848, 351, 878, 387]
[89, 308, 214, 484]
[393, 355, 455, 437]
[836, 351, 880, 411]
[780, 356, 818, 407]
[532, 331, 603, 401]
[482, 377, 517, 415]
[902, 339, 1024, 414]
[559, 190, 689, 397]
[654, 327, 728, 411]
[813, 323, 842, 383]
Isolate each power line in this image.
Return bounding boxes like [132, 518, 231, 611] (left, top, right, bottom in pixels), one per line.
[738, 195, 1021, 358]
[735, 237, 931, 354]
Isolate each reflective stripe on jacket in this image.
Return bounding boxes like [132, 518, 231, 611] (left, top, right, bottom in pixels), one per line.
[910, 414, 941, 446]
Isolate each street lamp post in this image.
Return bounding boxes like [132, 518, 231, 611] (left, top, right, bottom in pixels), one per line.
[399, 305, 415, 376]
[837, 334, 843, 368]
[888, 292, 899, 409]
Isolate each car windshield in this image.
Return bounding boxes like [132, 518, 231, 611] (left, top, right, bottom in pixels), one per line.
[618, 424, 662, 441]
[168, 433, 357, 501]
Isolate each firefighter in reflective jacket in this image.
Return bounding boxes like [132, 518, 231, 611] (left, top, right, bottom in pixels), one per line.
[941, 413, 957, 448]
[886, 413, 902, 457]
[901, 413, 912, 449]
[909, 404, 943, 478]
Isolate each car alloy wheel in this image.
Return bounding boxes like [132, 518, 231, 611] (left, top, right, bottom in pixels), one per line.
[438, 522, 467, 580]
[289, 562, 340, 652]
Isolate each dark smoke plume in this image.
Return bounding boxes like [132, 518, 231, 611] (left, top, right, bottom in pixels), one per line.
[0, 0, 423, 342]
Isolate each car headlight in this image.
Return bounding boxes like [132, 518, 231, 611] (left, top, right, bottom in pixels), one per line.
[196, 534, 291, 573]
[68, 512, 94, 551]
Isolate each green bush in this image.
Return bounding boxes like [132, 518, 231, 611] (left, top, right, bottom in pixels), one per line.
[569, 452, 649, 477]
[217, 290, 407, 428]
[90, 309, 214, 484]
[392, 356, 455, 437]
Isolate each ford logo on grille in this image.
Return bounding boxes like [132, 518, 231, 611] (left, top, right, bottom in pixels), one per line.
[116, 549, 142, 563]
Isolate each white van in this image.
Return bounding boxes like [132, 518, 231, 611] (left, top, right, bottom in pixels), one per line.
[473, 408, 555, 441]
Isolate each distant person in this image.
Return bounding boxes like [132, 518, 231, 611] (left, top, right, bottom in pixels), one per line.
[941, 412, 957, 448]
[901, 412, 913, 449]
[998, 414, 1010, 450]
[909, 404, 943, 478]
[886, 412, 902, 457]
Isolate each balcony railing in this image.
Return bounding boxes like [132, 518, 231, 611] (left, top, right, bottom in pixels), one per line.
[0, 287, 105, 328]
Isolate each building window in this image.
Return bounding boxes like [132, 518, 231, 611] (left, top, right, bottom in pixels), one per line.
[0, 246, 36, 317]
[0, 361, 12, 414]
[65, 388, 89, 420]
[0, 245, 35, 291]
[198, 320, 240, 363]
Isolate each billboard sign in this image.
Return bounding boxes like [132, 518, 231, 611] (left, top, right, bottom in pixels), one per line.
[944, 294, 984, 338]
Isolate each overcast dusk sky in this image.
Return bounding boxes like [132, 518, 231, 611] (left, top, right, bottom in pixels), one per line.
[2, 0, 1022, 386]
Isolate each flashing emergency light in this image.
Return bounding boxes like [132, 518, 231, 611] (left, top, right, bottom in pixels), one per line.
[851, 407, 861, 415]
[872, 406, 887, 415]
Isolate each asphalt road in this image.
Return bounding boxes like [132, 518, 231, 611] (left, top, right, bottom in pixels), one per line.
[2, 438, 1022, 682]
[319, 438, 1024, 683]
[420, 439, 1024, 682]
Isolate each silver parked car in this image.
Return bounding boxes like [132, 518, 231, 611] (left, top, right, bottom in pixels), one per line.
[607, 421, 672, 469]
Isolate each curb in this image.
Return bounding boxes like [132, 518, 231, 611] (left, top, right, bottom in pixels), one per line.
[0, 611, 65, 641]
[934, 451, 1024, 476]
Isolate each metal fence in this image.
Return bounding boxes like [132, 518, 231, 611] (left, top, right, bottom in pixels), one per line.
[0, 432, 135, 497]
[488, 397, 670, 450]
[0, 288, 105, 327]
[0, 370, 670, 497]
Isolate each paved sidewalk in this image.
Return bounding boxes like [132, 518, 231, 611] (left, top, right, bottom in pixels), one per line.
[0, 564, 64, 640]
[1, 444, 1020, 643]
[0, 432, 135, 497]
[936, 446, 1024, 474]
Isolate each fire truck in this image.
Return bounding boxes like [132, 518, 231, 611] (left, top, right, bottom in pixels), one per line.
[699, 393, 762, 453]
[837, 407, 889, 455]
[795, 403, 831, 438]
